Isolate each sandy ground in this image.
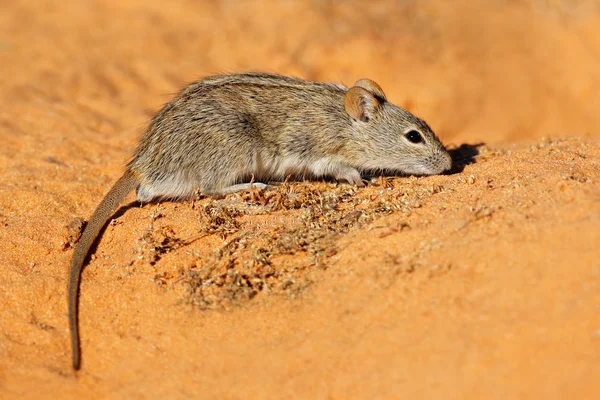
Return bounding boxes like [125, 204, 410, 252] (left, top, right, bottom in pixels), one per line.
[1, 0, 599, 398]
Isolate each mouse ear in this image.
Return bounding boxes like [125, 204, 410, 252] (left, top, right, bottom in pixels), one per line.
[345, 87, 381, 122]
[353, 78, 386, 101]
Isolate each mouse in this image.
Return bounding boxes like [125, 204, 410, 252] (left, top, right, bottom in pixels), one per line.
[68, 72, 452, 370]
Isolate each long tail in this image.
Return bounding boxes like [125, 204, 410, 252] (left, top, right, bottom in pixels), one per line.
[68, 169, 139, 370]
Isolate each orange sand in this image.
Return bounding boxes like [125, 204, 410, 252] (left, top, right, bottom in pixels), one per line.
[1, 1, 599, 398]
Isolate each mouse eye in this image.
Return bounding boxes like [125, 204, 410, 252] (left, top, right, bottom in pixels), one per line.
[405, 130, 423, 144]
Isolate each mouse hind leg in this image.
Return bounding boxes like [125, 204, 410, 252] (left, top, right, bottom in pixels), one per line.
[135, 174, 195, 202]
[217, 182, 268, 195]
[206, 150, 270, 195]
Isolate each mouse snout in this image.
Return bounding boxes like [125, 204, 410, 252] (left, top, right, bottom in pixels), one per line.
[440, 150, 453, 173]
[423, 148, 452, 175]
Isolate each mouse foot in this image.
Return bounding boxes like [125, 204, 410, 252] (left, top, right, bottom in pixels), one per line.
[333, 167, 365, 187]
[219, 182, 268, 194]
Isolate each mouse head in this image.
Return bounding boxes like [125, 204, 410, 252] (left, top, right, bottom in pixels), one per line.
[345, 79, 452, 175]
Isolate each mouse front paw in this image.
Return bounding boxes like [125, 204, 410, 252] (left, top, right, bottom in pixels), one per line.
[334, 167, 365, 187]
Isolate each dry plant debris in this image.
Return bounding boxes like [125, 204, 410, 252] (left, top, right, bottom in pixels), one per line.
[152, 178, 451, 309]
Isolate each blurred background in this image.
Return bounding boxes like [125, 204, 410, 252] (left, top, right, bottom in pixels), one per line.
[1, 0, 599, 149]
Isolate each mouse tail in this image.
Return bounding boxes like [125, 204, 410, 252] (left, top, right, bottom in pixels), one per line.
[68, 168, 139, 370]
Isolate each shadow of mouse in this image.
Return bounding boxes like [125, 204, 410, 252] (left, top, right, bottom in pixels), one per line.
[446, 143, 484, 174]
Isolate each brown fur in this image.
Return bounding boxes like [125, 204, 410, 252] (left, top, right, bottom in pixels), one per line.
[68, 72, 452, 370]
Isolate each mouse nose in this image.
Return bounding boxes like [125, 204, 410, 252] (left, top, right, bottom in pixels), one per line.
[444, 152, 453, 171]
